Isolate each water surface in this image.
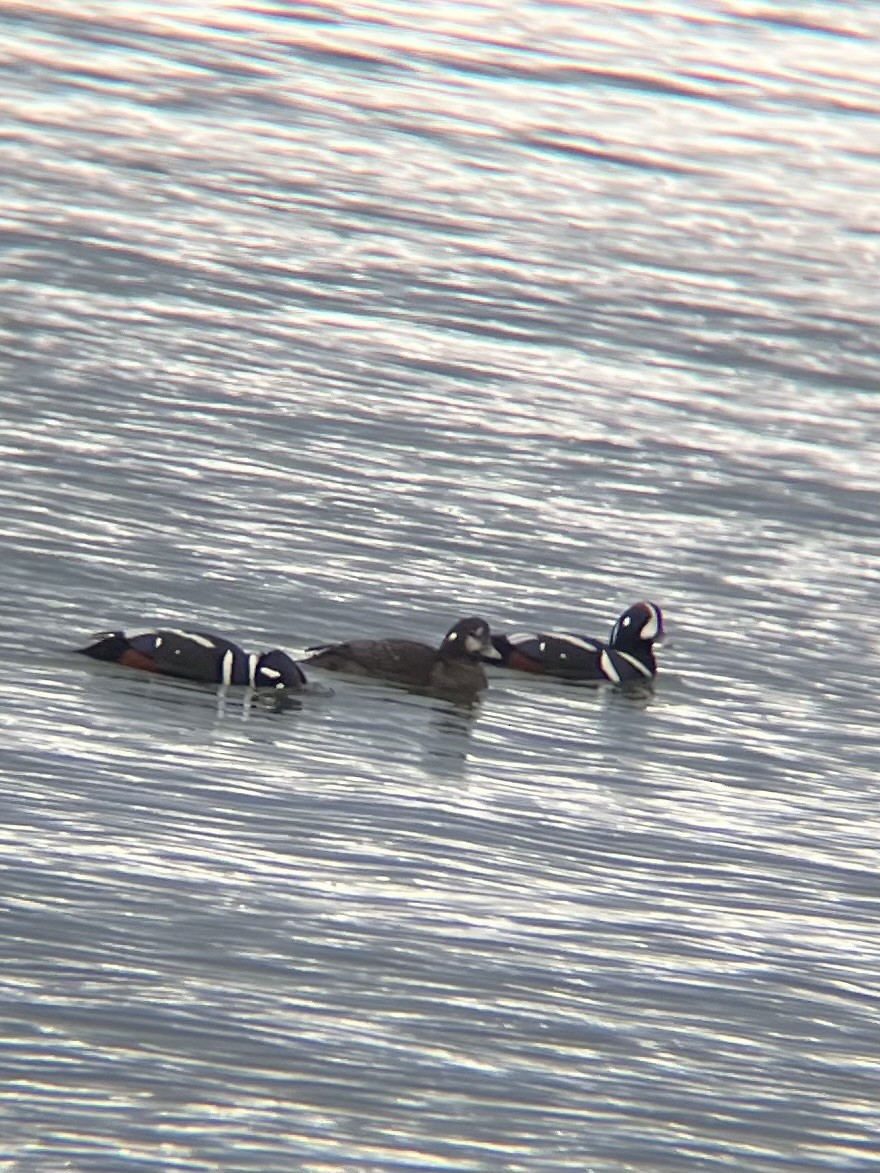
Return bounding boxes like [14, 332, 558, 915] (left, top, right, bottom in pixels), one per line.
[2, 1, 879, 1169]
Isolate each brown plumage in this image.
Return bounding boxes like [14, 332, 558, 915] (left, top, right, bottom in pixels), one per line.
[304, 616, 492, 696]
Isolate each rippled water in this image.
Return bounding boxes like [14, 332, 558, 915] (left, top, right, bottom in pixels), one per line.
[2, 1, 880, 1169]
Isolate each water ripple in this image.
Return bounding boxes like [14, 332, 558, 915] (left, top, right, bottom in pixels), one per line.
[2, 0, 880, 1169]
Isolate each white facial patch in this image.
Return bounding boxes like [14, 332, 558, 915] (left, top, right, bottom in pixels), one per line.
[639, 606, 660, 641]
[465, 633, 484, 653]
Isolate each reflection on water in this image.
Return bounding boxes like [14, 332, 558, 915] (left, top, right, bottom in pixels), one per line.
[2, 0, 880, 1170]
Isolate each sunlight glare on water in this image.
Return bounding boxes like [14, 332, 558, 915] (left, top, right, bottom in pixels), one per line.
[1, 0, 880, 1170]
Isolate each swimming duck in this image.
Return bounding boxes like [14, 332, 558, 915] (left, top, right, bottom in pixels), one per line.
[304, 615, 493, 696]
[75, 627, 307, 691]
[484, 601, 663, 684]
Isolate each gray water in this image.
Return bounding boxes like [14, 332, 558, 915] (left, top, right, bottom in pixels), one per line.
[2, 1, 879, 1170]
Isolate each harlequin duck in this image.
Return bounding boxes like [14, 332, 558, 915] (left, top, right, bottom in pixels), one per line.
[304, 616, 492, 696]
[75, 628, 307, 691]
[485, 601, 663, 684]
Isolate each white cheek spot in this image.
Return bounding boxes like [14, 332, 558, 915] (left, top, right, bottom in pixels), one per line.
[600, 651, 621, 683]
[221, 650, 235, 685]
[464, 634, 482, 653]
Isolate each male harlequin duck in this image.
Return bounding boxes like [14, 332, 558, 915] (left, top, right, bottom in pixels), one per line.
[484, 601, 664, 685]
[76, 628, 307, 691]
[303, 616, 492, 696]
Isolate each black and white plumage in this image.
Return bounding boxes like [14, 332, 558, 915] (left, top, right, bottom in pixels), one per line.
[303, 616, 492, 696]
[75, 628, 308, 691]
[484, 601, 664, 684]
